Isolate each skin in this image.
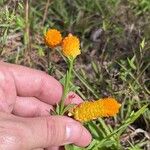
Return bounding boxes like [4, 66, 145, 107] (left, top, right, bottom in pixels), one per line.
[0, 62, 92, 150]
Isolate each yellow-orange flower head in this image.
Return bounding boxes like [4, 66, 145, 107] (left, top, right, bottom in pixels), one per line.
[44, 29, 62, 48]
[62, 34, 81, 59]
[69, 97, 121, 122]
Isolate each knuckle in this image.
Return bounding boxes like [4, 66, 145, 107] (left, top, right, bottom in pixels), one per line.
[44, 117, 66, 146]
[35, 72, 48, 97]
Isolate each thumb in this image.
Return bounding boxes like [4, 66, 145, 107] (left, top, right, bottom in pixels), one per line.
[25, 116, 92, 149]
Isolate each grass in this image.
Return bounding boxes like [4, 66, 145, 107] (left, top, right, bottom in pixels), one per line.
[0, 0, 150, 149]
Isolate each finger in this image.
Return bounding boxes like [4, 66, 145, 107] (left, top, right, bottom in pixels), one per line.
[65, 92, 82, 105]
[5, 62, 62, 105]
[12, 97, 53, 117]
[5, 62, 83, 106]
[25, 116, 92, 149]
[12, 92, 82, 117]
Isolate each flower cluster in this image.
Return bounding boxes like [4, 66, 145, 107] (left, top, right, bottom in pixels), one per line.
[44, 29, 80, 59]
[44, 29, 62, 48]
[69, 97, 121, 122]
[62, 34, 80, 59]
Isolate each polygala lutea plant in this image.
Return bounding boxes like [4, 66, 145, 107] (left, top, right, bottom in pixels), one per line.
[44, 28, 121, 122]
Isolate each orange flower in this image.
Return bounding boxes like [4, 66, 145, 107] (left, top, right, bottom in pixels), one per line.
[62, 34, 81, 59]
[69, 97, 121, 122]
[44, 29, 62, 48]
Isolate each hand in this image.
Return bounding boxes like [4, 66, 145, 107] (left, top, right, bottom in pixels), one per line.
[0, 62, 92, 150]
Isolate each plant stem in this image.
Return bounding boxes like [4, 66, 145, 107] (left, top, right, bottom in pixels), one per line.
[60, 59, 74, 114]
[47, 48, 50, 71]
[24, 0, 30, 53]
[42, 0, 50, 25]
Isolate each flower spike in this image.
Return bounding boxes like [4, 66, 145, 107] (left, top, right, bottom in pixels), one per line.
[69, 97, 121, 122]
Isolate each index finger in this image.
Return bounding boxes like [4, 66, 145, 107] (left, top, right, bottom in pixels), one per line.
[3, 62, 63, 105]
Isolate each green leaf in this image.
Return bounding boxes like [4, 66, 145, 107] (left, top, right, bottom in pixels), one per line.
[91, 61, 99, 74]
[140, 38, 145, 49]
[54, 104, 61, 115]
[69, 85, 80, 92]
[91, 105, 148, 150]
[65, 144, 85, 150]
[73, 70, 99, 99]
[127, 56, 136, 70]
[62, 104, 75, 115]
[60, 74, 66, 86]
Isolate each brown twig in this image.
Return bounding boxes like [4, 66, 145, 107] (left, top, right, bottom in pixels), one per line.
[42, 0, 50, 25]
[24, 0, 31, 65]
[25, 0, 30, 50]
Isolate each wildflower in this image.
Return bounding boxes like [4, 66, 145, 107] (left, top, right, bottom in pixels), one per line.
[44, 29, 62, 48]
[69, 97, 121, 122]
[62, 34, 81, 59]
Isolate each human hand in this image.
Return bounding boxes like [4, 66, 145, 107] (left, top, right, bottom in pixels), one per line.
[0, 62, 92, 150]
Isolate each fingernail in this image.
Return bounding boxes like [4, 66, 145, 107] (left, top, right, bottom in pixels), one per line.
[65, 122, 92, 147]
[65, 122, 81, 144]
[65, 122, 92, 146]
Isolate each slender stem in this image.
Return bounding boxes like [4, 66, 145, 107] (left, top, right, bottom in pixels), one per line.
[47, 48, 50, 71]
[60, 59, 74, 114]
[24, 0, 32, 66]
[42, 0, 50, 25]
[24, 0, 30, 53]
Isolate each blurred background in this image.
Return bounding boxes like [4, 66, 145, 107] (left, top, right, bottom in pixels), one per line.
[0, 0, 150, 149]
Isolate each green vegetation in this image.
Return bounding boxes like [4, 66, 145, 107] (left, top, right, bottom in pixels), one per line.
[0, 0, 149, 149]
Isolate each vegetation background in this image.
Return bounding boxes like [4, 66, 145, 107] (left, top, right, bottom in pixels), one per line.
[0, 0, 150, 149]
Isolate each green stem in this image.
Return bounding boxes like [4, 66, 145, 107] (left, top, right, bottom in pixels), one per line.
[60, 59, 74, 114]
